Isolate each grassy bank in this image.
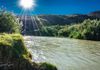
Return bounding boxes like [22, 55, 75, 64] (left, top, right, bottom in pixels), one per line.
[40, 19, 100, 41]
[0, 34, 57, 70]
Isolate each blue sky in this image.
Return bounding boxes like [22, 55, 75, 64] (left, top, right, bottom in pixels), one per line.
[0, 0, 100, 15]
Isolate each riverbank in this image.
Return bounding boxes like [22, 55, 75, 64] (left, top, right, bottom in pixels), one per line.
[0, 34, 57, 70]
[40, 19, 100, 41]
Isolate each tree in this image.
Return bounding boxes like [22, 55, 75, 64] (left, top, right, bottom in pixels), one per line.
[0, 11, 21, 33]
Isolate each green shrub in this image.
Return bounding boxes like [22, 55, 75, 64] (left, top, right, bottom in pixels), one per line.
[39, 62, 57, 70]
[0, 34, 30, 59]
[58, 26, 69, 37]
[40, 25, 62, 36]
[0, 11, 21, 33]
[40, 19, 100, 40]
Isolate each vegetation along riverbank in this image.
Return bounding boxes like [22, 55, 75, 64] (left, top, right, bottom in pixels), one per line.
[0, 11, 57, 70]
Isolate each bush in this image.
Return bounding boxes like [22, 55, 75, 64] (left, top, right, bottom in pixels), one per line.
[0, 34, 30, 59]
[80, 19, 100, 40]
[58, 26, 69, 37]
[0, 11, 21, 33]
[40, 19, 100, 40]
[39, 63, 57, 70]
[40, 25, 62, 36]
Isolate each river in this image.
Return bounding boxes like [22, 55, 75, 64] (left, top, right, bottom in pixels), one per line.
[24, 36, 100, 70]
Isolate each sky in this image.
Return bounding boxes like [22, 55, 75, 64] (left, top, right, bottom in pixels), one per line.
[0, 0, 100, 15]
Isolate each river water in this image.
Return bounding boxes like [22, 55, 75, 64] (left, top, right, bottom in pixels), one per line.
[24, 36, 100, 70]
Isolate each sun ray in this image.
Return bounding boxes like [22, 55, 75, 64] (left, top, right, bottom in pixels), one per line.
[19, 0, 36, 10]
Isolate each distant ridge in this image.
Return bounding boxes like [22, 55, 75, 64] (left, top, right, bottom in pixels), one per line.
[34, 11, 100, 25]
[18, 11, 100, 26]
[89, 11, 100, 18]
[17, 11, 100, 35]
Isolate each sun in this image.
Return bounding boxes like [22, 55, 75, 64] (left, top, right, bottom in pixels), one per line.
[19, 0, 35, 10]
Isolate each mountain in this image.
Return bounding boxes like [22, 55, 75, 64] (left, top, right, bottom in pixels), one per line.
[18, 11, 100, 26]
[88, 11, 100, 18]
[34, 13, 100, 26]
[17, 11, 100, 35]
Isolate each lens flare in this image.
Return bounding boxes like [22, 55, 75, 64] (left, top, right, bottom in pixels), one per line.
[19, 0, 35, 9]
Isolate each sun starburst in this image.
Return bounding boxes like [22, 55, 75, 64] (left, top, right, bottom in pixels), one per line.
[19, 0, 35, 10]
